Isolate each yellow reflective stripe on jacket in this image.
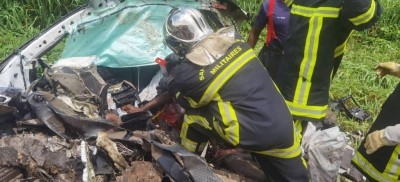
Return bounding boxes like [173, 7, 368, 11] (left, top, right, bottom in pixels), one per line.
[352, 151, 398, 181]
[349, 0, 376, 26]
[180, 114, 212, 152]
[334, 32, 353, 58]
[185, 49, 256, 108]
[284, 0, 293, 7]
[286, 101, 327, 119]
[254, 125, 302, 158]
[180, 117, 199, 152]
[294, 16, 323, 106]
[383, 145, 400, 179]
[215, 93, 240, 146]
[294, 120, 308, 168]
[291, 4, 340, 18]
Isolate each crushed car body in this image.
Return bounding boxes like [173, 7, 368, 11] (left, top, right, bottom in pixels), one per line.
[0, 0, 263, 181]
[0, 0, 365, 181]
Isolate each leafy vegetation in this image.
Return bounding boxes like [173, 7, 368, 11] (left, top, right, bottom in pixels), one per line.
[0, 0, 86, 59]
[237, 0, 400, 145]
[0, 0, 399, 146]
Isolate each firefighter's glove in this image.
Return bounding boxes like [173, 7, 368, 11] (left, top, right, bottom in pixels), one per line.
[364, 129, 390, 154]
[374, 62, 400, 78]
[157, 76, 173, 94]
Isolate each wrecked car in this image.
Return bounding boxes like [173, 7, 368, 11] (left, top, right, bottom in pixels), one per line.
[0, 0, 367, 181]
[0, 0, 266, 181]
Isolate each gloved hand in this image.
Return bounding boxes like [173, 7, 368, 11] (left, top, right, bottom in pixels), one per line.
[364, 129, 390, 154]
[374, 62, 400, 78]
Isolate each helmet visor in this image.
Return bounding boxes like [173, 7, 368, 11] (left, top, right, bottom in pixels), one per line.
[165, 8, 213, 44]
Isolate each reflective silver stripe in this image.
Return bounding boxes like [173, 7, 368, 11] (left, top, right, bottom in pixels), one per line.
[334, 32, 353, 58]
[388, 158, 400, 179]
[254, 125, 302, 158]
[181, 114, 211, 152]
[287, 104, 327, 116]
[185, 114, 212, 130]
[255, 145, 302, 158]
[298, 16, 321, 104]
[291, 4, 340, 18]
[216, 93, 239, 145]
[180, 116, 198, 152]
[349, 0, 376, 26]
[384, 145, 400, 179]
[181, 138, 197, 152]
[352, 151, 396, 181]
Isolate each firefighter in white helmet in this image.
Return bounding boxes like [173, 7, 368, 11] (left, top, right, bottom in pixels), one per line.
[124, 7, 309, 181]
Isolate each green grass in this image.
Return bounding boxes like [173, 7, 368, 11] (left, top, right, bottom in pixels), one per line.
[330, 34, 400, 144]
[235, 0, 400, 147]
[0, 0, 86, 61]
[0, 0, 399, 148]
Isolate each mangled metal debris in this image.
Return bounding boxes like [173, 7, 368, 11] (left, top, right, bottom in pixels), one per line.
[0, 133, 81, 180]
[0, 57, 266, 182]
[0, 0, 271, 180]
[0, 54, 367, 182]
[96, 132, 129, 170]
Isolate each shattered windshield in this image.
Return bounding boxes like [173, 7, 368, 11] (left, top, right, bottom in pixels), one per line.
[61, 1, 200, 68]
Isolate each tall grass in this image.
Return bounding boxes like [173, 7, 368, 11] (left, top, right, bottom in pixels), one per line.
[362, 0, 400, 42]
[236, 0, 263, 32]
[0, 0, 85, 31]
[0, 0, 86, 60]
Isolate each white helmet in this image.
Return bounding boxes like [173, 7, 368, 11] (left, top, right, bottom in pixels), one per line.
[164, 7, 214, 56]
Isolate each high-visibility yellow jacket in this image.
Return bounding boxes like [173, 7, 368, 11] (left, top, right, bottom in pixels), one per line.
[275, 0, 382, 122]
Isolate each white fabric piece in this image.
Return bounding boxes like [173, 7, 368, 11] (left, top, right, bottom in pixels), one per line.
[138, 70, 162, 102]
[302, 124, 347, 182]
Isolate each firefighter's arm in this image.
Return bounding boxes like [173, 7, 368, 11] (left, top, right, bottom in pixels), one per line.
[384, 124, 400, 145]
[247, 3, 267, 48]
[122, 92, 173, 113]
[374, 62, 400, 78]
[340, 0, 382, 30]
[247, 27, 263, 49]
[364, 124, 400, 154]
